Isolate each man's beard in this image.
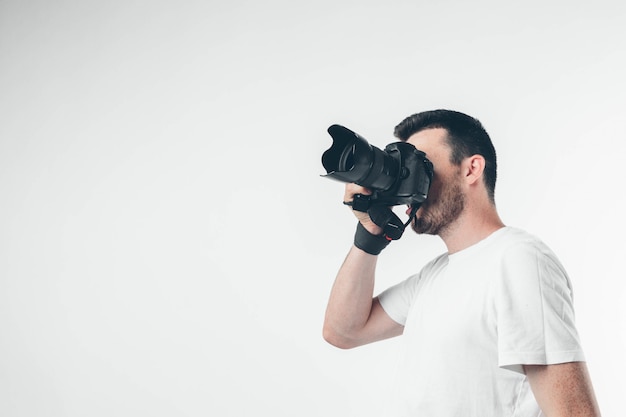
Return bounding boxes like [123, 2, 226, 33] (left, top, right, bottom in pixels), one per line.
[411, 179, 465, 236]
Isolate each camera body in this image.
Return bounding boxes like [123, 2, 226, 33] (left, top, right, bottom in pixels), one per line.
[321, 124, 433, 211]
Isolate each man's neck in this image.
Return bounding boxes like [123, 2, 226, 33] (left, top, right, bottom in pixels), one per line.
[439, 206, 505, 254]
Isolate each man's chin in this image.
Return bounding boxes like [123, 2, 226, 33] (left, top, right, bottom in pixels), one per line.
[411, 219, 434, 235]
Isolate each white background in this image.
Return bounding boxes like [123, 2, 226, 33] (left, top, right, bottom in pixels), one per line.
[1, 1, 625, 416]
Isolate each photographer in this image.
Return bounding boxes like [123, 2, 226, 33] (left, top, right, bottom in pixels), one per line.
[322, 110, 601, 416]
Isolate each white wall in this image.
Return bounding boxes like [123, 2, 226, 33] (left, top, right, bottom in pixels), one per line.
[1, 1, 624, 416]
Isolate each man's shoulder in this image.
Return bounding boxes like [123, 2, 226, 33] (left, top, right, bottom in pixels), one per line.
[496, 227, 569, 283]
[498, 227, 559, 257]
[449, 226, 563, 273]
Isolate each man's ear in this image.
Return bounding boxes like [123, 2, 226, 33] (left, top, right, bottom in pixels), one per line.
[463, 155, 486, 185]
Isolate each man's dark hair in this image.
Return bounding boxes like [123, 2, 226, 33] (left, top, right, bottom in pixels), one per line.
[394, 109, 497, 203]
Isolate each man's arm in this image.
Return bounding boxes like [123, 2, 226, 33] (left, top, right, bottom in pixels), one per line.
[323, 245, 403, 349]
[322, 184, 404, 349]
[524, 362, 601, 417]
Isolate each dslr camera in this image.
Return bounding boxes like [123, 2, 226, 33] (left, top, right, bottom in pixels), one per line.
[321, 124, 433, 213]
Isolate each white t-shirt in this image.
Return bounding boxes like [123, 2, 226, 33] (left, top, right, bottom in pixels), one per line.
[378, 226, 585, 417]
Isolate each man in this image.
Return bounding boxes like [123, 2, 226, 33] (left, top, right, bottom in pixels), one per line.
[323, 110, 601, 416]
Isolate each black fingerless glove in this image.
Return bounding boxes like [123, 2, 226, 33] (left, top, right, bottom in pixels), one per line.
[354, 222, 391, 255]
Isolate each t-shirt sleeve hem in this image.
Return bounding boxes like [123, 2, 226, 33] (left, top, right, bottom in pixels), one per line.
[377, 293, 406, 326]
[498, 350, 587, 374]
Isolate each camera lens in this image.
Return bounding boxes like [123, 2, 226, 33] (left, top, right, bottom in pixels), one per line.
[338, 145, 355, 172]
[322, 125, 398, 191]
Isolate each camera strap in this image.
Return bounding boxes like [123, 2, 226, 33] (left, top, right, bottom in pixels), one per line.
[368, 206, 412, 241]
[354, 206, 419, 255]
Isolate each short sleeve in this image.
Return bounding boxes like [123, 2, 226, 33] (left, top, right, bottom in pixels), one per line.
[378, 273, 421, 326]
[495, 242, 585, 374]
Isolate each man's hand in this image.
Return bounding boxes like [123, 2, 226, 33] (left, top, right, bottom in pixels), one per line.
[343, 183, 383, 235]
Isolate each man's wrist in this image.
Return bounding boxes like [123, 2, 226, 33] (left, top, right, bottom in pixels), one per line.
[354, 222, 391, 255]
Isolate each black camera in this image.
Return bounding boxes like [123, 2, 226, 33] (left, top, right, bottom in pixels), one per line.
[321, 124, 433, 212]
